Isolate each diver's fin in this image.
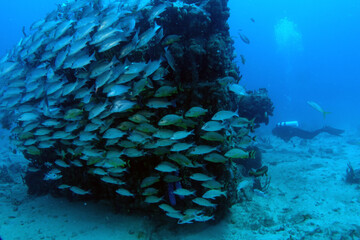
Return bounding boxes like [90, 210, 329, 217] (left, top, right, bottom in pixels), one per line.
[322, 126, 344, 136]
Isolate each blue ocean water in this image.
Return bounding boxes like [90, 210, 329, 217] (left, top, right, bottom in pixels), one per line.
[0, 0, 61, 56]
[228, 0, 360, 131]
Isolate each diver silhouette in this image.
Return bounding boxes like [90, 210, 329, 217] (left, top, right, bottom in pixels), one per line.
[272, 121, 344, 142]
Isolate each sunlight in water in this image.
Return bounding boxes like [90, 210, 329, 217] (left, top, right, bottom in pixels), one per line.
[274, 17, 303, 53]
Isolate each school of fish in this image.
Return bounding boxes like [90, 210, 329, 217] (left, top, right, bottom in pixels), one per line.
[0, 0, 255, 224]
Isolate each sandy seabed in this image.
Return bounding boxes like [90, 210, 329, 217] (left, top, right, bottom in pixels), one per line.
[1, 132, 360, 240]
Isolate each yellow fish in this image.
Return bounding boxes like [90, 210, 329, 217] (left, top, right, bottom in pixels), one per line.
[307, 101, 331, 119]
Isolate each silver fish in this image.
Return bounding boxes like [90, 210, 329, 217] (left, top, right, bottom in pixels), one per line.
[143, 59, 162, 78]
[189, 173, 214, 182]
[171, 130, 194, 140]
[137, 23, 161, 49]
[74, 22, 97, 41]
[201, 121, 225, 132]
[212, 110, 238, 121]
[159, 204, 180, 213]
[170, 142, 193, 152]
[98, 35, 126, 52]
[89, 101, 108, 119]
[54, 20, 75, 39]
[144, 195, 163, 204]
[192, 197, 217, 208]
[173, 188, 195, 196]
[98, 13, 121, 32]
[189, 145, 218, 155]
[228, 83, 247, 96]
[111, 99, 136, 113]
[68, 36, 91, 56]
[70, 186, 91, 195]
[19, 112, 39, 121]
[53, 35, 73, 52]
[148, 4, 168, 21]
[91, 28, 123, 45]
[146, 98, 172, 109]
[141, 176, 160, 188]
[105, 84, 130, 97]
[116, 188, 134, 197]
[103, 128, 126, 139]
[71, 52, 96, 69]
[155, 161, 178, 172]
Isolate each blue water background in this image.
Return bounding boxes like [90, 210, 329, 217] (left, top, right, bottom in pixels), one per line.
[0, 0, 359, 132]
[0, 0, 61, 56]
[0, 0, 59, 157]
[229, 0, 360, 132]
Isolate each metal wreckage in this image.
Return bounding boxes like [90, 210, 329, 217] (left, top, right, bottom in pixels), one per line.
[0, 0, 273, 224]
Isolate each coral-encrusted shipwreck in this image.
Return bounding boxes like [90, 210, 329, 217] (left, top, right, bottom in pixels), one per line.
[0, 0, 273, 223]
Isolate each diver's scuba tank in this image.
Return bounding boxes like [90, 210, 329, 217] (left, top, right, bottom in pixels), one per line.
[276, 121, 299, 127]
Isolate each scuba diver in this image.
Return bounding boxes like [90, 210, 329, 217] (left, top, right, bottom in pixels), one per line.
[272, 121, 344, 142]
